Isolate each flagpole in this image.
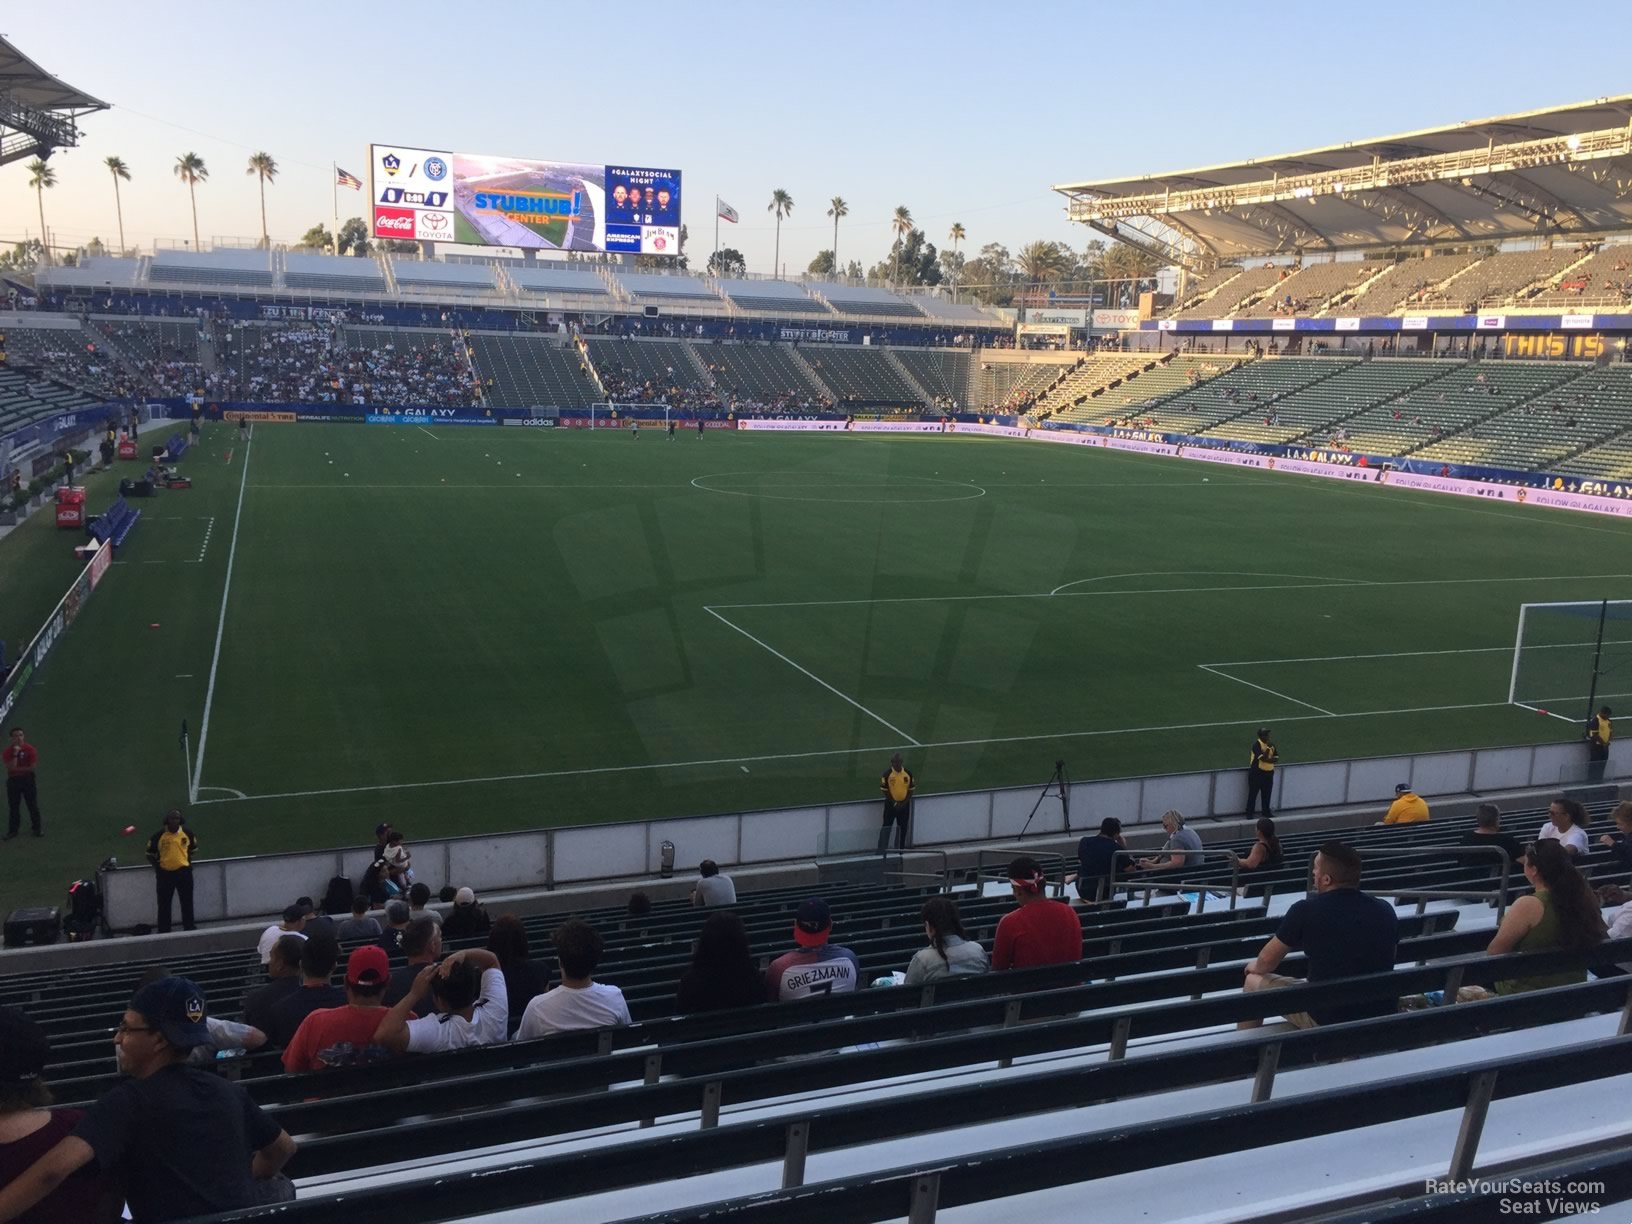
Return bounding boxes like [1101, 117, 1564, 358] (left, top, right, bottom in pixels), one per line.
[332, 164, 340, 255]
[713, 196, 719, 268]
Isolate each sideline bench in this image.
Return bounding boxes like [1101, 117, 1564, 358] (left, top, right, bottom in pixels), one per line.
[74, 497, 140, 558]
[160, 432, 188, 462]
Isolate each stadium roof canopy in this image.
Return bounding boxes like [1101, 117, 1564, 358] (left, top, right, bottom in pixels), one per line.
[0, 36, 109, 168]
[1054, 96, 1632, 270]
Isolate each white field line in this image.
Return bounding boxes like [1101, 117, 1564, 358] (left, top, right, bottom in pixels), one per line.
[1513, 703, 1583, 726]
[417, 426, 439, 440]
[190, 424, 253, 803]
[190, 698, 1522, 806]
[1206, 640, 1632, 667]
[703, 606, 922, 745]
[1196, 664, 1335, 716]
[712, 572, 1632, 612]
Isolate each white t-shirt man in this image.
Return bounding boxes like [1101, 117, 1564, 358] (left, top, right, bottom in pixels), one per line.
[404, 968, 508, 1053]
[516, 982, 631, 1040]
[1537, 821, 1590, 854]
[257, 925, 306, 965]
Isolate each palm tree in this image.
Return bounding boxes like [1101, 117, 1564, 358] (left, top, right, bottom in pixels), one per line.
[105, 157, 131, 255]
[26, 159, 56, 264]
[246, 152, 278, 249]
[174, 152, 209, 250]
[948, 222, 966, 300]
[826, 196, 848, 278]
[767, 189, 794, 277]
[890, 205, 914, 286]
[1018, 240, 1068, 287]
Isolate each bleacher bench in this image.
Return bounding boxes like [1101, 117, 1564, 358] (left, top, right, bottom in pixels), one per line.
[74, 497, 140, 558]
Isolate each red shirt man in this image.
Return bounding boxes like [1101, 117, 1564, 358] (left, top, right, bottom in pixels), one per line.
[992, 856, 1083, 971]
[4, 726, 41, 839]
[282, 946, 402, 1073]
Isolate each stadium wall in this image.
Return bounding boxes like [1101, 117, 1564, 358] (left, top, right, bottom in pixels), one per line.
[98, 736, 1630, 928]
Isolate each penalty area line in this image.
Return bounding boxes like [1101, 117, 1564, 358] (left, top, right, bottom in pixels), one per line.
[190, 698, 1527, 806]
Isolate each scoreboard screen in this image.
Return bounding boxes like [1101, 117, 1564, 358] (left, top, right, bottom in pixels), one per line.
[369, 143, 681, 254]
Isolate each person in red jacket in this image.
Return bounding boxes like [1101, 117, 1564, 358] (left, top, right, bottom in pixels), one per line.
[4, 726, 40, 839]
[992, 856, 1083, 971]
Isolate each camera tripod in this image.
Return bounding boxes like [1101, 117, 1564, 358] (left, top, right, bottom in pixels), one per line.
[1018, 758, 1071, 839]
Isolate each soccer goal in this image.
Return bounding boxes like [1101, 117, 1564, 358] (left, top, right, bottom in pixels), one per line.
[1508, 600, 1632, 721]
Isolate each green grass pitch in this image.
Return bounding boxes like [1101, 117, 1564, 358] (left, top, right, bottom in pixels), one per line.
[2, 421, 1629, 907]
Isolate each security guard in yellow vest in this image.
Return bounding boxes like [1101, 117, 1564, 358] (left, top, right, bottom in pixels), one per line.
[1587, 706, 1613, 783]
[146, 809, 198, 933]
[1247, 728, 1277, 817]
[878, 753, 915, 853]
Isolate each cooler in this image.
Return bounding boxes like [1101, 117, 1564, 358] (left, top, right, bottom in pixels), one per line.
[117, 437, 139, 460]
[54, 485, 86, 529]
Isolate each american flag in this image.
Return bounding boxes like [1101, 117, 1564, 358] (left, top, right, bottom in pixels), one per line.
[335, 166, 363, 191]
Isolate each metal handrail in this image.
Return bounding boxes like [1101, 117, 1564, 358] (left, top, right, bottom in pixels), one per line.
[1102, 849, 1246, 912]
[1304, 844, 1517, 921]
[970, 850, 1073, 899]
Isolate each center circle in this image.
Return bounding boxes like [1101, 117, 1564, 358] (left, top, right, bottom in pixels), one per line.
[690, 471, 986, 505]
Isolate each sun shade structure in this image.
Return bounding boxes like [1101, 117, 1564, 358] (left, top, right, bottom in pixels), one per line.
[0, 35, 109, 167]
[1054, 96, 1632, 269]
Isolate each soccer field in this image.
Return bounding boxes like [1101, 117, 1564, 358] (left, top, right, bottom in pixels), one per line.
[3, 421, 1632, 908]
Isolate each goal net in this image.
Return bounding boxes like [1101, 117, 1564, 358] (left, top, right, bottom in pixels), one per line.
[1508, 600, 1632, 718]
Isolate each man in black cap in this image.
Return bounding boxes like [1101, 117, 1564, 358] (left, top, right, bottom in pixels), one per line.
[0, 978, 297, 1222]
[766, 898, 860, 1001]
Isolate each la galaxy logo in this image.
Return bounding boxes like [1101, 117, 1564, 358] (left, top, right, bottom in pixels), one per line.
[381, 153, 401, 177]
[424, 157, 447, 181]
[185, 995, 205, 1022]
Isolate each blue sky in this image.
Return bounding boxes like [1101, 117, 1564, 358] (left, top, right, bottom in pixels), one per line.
[2, 1, 1627, 275]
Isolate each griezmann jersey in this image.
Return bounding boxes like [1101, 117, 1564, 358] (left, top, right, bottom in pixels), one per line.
[766, 945, 861, 1001]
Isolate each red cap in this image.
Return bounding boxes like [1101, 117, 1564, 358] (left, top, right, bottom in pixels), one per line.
[346, 945, 389, 987]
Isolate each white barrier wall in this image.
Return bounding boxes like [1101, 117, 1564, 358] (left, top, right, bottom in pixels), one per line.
[99, 738, 1630, 928]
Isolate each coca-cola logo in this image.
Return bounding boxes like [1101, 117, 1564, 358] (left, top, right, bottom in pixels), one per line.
[375, 207, 415, 235]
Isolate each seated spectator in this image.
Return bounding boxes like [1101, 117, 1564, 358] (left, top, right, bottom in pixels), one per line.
[626, 892, 652, 921]
[1461, 802, 1525, 867]
[1069, 817, 1127, 901]
[283, 946, 398, 1072]
[256, 905, 307, 965]
[676, 912, 763, 1013]
[992, 857, 1083, 971]
[516, 920, 632, 1038]
[691, 859, 737, 907]
[374, 948, 508, 1054]
[0, 978, 297, 1221]
[407, 882, 441, 927]
[1608, 898, 1632, 974]
[0, 1007, 110, 1221]
[766, 898, 862, 1001]
[1135, 810, 1204, 870]
[264, 934, 345, 1049]
[1233, 817, 1284, 871]
[1242, 842, 1398, 1028]
[1538, 797, 1590, 855]
[1596, 800, 1632, 870]
[135, 967, 268, 1067]
[904, 896, 989, 986]
[334, 895, 382, 944]
[440, 887, 491, 941]
[488, 916, 549, 1037]
[383, 917, 443, 1007]
[376, 900, 411, 956]
[297, 896, 334, 940]
[1481, 841, 1606, 995]
[1380, 783, 1430, 824]
[242, 935, 305, 1035]
[359, 858, 402, 905]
